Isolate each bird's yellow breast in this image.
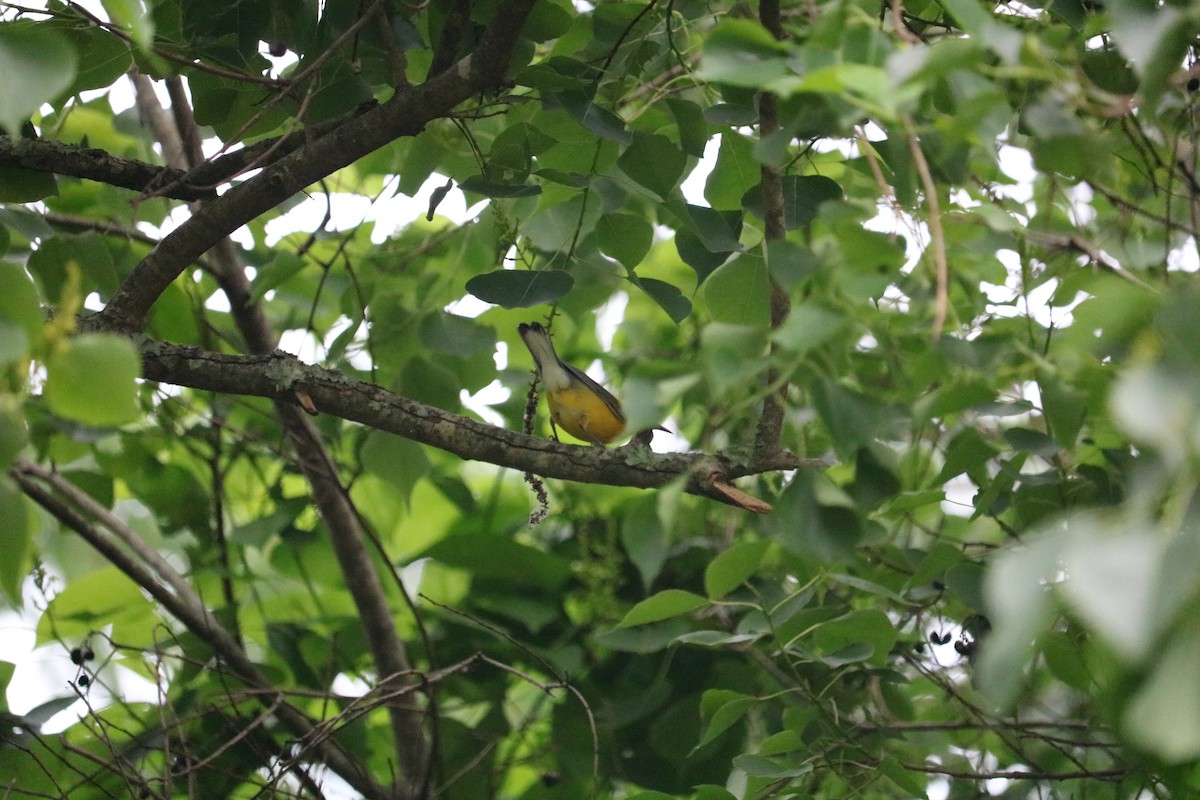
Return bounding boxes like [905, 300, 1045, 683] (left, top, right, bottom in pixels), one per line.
[545, 384, 626, 445]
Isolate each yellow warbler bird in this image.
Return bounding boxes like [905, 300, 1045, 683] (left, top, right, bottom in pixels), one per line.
[518, 322, 626, 446]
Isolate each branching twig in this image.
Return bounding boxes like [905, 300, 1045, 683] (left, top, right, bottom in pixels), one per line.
[94, 0, 540, 333]
[9, 460, 392, 800]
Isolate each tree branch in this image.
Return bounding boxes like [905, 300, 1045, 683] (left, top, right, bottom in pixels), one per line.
[903, 115, 949, 339]
[130, 340, 823, 510]
[133, 72, 430, 789]
[754, 0, 790, 457]
[9, 460, 392, 800]
[0, 135, 214, 201]
[898, 761, 1127, 783]
[93, 0, 540, 334]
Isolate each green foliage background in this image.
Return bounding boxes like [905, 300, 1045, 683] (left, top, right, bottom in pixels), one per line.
[2, 0, 1200, 798]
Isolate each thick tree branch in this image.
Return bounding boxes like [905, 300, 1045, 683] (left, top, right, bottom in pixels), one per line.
[0, 135, 215, 201]
[133, 73, 430, 789]
[277, 401, 429, 789]
[93, 0, 539, 334]
[186, 105, 373, 187]
[755, 0, 790, 456]
[132, 341, 824, 510]
[9, 461, 392, 800]
[131, 71, 189, 170]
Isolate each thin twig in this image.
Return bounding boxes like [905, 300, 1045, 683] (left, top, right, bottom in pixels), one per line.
[903, 115, 949, 339]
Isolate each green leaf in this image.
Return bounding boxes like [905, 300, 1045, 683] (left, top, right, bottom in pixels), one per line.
[810, 379, 885, 458]
[0, 166, 57, 202]
[879, 755, 930, 798]
[916, 377, 997, 419]
[636, 277, 692, 323]
[1108, 0, 1191, 111]
[249, 251, 307, 305]
[465, 269, 574, 308]
[812, 609, 898, 667]
[764, 239, 821, 288]
[26, 234, 119, 299]
[700, 323, 769, 389]
[554, 90, 632, 145]
[933, 0, 994, 40]
[0, 405, 29, 470]
[742, 175, 843, 229]
[0, 659, 13, 710]
[597, 212, 653, 269]
[427, 534, 572, 592]
[0, 263, 42, 353]
[0, 24, 77, 135]
[44, 333, 141, 427]
[775, 470, 864, 561]
[703, 252, 770, 327]
[692, 787, 738, 800]
[705, 131, 758, 209]
[52, 22, 131, 96]
[848, 447, 901, 511]
[1124, 622, 1200, 763]
[617, 133, 688, 200]
[1059, 519, 1162, 662]
[943, 562, 986, 611]
[732, 754, 813, 779]
[667, 98, 709, 158]
[617, 589, 708, 628]
[457, 176, 542, 197]
[697, 19, 791, 88]
[1036, 371, 1094, 448]
[523, 0, 573, 41]
[696, 690, 755, 749]
[771, 303, 846, 356]
[0, 477, 31, 603]
[361, 433, 431, 508]
[685, 205, 744, 253]
[1041, 631, 1092, 691]
[705, 541, 769, 599]
[36, 564, 157, 646]
[101, 0, 154, 50]
[979, 533, 1063, 706]
[621, 497, 669, 592]
[418, 312, 497, 357]
[675, 231, 731, 284]
[936, 427, 998, 483]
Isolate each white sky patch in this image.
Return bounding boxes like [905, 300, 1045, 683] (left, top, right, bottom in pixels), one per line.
[1067, 182, 1096, 226]
[264, 193, 373, 247]
[595, 291, 629, 350]
[982, 250, 1084, 328]
[997, 144, 1036, 204]
[1169, 237, 1199, 272]
[331, 672, 371, 698]
[680, 137, 720, 206]
[0, 576, 158, 734]
[279, 327, 327, 363]
[445, 294, 493, 318]
[461, 342, 511, 426]
[865, 202, 928, 274]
